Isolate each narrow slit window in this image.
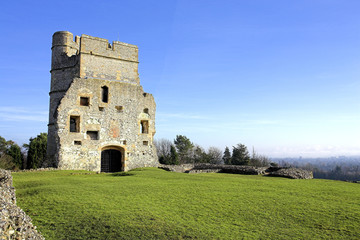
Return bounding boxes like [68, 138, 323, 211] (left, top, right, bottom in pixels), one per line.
[140, 120, 149, 134]
[80, 97, 89, 106]
[101, 86, 108, 103]
[74, 141, 82, 145]
[70, 116, 80, 132]
[87, 131, 99, 140]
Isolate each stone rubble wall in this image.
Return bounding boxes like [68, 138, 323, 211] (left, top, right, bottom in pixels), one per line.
[159, 163, 313, 179]
[266, 167, 313, 179]
[0, 169, 44, 240]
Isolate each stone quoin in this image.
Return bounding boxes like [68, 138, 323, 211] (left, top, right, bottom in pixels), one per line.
[47, 31, 158, 172]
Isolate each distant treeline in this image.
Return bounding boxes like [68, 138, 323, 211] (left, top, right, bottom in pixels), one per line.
[0, 133, 47, 170]
[274, 158, 360, 182]
[154, 135, 273, 167]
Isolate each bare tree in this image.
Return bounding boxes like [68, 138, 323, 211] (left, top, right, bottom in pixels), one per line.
[154, 138, 173, 159]
[249, 147, 271, 167]
[207, 147, 223, 164]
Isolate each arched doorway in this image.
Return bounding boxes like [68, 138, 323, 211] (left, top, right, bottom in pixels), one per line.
[101, 149, 123, 172]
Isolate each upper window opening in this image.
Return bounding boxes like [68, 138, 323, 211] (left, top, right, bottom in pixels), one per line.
[140, 120, 149, 134]
[87, 131, 99, 140]
[143, 108, 149, 114]
[101, 86, 108, 103]
[115, 106, 123, 112]
[80, 97, 89, 106]
[70, 116, 80, 132]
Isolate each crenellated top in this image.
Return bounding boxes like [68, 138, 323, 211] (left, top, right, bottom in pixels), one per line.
[80, 34, 138, 63]
[52, 31, 80, 50]
[51, 31, 140, 85]
[52, 31, 138, 63]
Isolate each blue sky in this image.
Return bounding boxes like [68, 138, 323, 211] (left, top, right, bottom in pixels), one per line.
[0, 0, 359, 157]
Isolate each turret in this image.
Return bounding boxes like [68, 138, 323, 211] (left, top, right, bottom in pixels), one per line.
[51, 31, 80, 71]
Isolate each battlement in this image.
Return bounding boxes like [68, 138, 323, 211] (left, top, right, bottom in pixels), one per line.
[52, 31, 80, 49]
[51, 31, 140, 85]
[52, 31, 138, 63]
[80, 34, 138, 63]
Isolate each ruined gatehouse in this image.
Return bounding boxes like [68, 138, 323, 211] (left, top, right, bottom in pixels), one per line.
[47, 31, 158, 172]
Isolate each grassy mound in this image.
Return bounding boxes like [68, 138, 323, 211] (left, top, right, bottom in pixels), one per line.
[12, 168, 359, 239]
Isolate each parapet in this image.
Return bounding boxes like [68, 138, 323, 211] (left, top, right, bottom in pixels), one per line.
[80, 34, 138, 62]
[51, 31, 140, 84]
[52, 31, 80, 49]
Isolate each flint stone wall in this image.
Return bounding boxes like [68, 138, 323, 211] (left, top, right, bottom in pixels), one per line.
[266, 167, 313, 179]
[0, 169, 44, 240]
[47, 31, 158, 171]
[159, 164, 313, 179]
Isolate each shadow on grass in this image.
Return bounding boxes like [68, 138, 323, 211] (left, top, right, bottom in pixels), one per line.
[111, 172, 134, 177]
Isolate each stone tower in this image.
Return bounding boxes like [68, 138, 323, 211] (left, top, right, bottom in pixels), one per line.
[47, 31, 158, 172]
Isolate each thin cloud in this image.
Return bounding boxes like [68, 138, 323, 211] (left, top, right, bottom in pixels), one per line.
[0, 106, 48, 122]
[265, 145, 360, 158]
[157, 112, 207, 120]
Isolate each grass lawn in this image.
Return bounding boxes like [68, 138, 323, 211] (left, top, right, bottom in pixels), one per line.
[12, 168, 360, 239]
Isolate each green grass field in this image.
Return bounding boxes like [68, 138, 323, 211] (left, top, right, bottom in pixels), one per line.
[12, 168, 360, 239]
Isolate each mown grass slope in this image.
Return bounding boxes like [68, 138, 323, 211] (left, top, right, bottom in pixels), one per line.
[12, 168, 360, 239]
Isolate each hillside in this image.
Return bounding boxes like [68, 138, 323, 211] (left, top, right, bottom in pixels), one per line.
[12, 168, 360, 239]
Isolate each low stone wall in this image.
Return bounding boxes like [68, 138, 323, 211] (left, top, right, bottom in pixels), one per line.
[158, 164, 195, 173]
[266, 167, 313, 179]
[159, 163, 313, 179]
[0, 169, 44, 240]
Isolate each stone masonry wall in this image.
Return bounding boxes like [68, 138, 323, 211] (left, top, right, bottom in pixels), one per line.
[159, 163, 313, 179]
[0, 169, 44, 239]
[55, 77, 158, 171]
[47, 31, 158, 171]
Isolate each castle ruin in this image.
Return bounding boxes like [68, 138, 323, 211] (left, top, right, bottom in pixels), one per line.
[47, 31, 158, 172]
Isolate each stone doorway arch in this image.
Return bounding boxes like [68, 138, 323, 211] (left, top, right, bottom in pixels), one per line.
[101, 146, 124, 172]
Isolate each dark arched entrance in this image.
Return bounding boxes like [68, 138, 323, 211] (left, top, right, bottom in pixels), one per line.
[101, 149, 122, 172]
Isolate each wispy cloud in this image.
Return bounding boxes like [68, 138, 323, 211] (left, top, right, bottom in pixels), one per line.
[157, 112, 207, 120]
[0, 106, 47, 122]
[264, 144, 360, 158]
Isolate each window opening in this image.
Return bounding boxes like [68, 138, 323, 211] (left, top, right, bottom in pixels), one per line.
[101, 86, 108, 103]
[140, 120, 149, 134]
[99, 107, 104, 111]
[74, 141, 82, 145]
[123, 140, 127, 145]
[87, 131, 99, 140]
[115, 106, 123, 112]
[70, 116, 80, 132]
[80, 97, 89, 106]
[143, 108, 149, 114]
[143, 141, 149, 146]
